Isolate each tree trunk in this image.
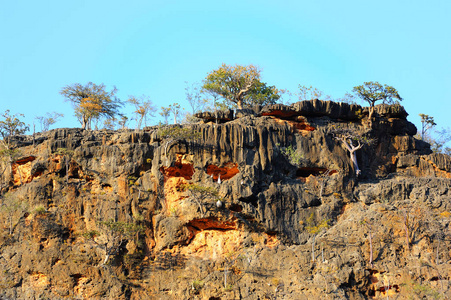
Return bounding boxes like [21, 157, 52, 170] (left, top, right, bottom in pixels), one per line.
[311, 234, 316, 262]
[350, 150, 361, 176]
[368, 106, 375, 128]
[102, 254, 110, 265]
[369, 229, 373, 268]
[82, 117, 87, 130]
[65, 160, 69, 185]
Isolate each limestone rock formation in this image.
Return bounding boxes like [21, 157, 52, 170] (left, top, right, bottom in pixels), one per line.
[0, 100, 450, 299]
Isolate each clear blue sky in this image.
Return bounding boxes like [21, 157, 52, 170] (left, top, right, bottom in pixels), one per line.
[1, 0, 450, 134]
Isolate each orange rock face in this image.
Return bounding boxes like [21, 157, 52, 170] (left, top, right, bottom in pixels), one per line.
[12, 156, 36, 185]
[160, 154, 194, 180]
[269, 115, 315, 134]
[206, 162, 239, 181]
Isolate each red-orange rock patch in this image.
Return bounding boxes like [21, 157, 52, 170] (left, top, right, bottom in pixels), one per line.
[187, 217, 237, 231]
[269, 116, 315, 133]
[160, 154, 194, 180]
[206, 162, 239, 181]
[262, 109, 298, 118]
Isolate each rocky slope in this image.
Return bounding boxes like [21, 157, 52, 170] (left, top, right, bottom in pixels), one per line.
[0, 100, 450, 299]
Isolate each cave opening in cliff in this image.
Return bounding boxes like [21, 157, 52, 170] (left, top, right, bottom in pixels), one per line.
[296, 167, 328, 177]
[295, 168, 338, 179]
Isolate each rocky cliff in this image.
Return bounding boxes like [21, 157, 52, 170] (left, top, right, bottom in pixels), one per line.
[0, 100, 450, 299]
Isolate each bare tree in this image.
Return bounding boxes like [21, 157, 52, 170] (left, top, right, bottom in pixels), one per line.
[127, 95, 156, 130]
[35, 112, 64, 132]
[332, 127, 374, 177]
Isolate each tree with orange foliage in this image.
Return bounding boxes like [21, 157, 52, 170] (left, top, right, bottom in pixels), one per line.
[60, 82, 122, 130]
[127, 95, 156, 130]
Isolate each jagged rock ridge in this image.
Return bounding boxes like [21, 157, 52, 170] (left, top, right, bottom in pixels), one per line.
[0, 100, 450, 299]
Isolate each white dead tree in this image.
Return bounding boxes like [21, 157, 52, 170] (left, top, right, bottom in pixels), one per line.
[332, 127, 373, 177]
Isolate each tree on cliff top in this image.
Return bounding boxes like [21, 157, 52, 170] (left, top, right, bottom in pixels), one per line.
[127, 95, 156, 130]
[35, 112, 64, 132]
[419, 113, 436, 141]
[352, 81, 402, 128]
[0, 110, 29, 143]
[60, 82, 122, 130]
[202, 63, 280, 109]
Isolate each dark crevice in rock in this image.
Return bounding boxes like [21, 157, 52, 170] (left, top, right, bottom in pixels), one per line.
[229, 203, 243, 212]
[296, 167, 329, 178]
[238, 194, 259, 208]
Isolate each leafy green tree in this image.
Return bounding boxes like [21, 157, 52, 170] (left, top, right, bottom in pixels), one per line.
[0, 110, 29, 143]
[352, 81, 402, 127]
[35, 112, 64, 132]
[127, 95, 156, 130]
[60, 82, 122, 130]
[202, 63, 280, 109]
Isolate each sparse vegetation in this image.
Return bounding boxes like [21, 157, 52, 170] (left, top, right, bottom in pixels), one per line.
[0, 193, 28, 235]
[306, 213, 330, 263]
[35, 112, 64, 132]
[181, 183, 222, 216]
[158, 125, 201, 157]
[90, 219, 144, 265]
[33, 205, 47, 215]
[280, 144, 306, 166]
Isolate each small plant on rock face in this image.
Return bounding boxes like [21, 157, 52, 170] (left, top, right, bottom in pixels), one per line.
[191, 280, 204, 293]
[33, 205, 47, 215]
[306, 212, 330, 263]
[127, 175, 138, 186]
[169, 207, 179, 217]
[82, 230, 100, 240]
[280, 145, 306, 166]
[84, 219, 144, 266]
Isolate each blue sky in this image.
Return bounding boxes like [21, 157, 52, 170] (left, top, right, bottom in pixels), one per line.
[1, 0, 450, 135]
